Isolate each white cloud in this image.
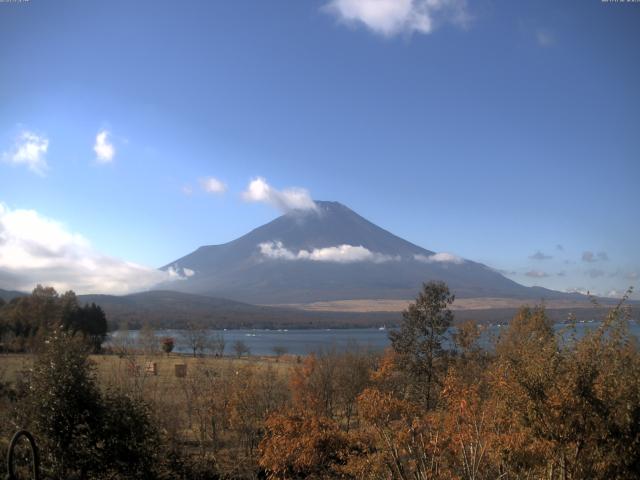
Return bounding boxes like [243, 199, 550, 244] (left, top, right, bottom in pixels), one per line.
[259, 241, 298, 260]
[166, 264, 195, 279]
[259, 241, 396, 264]
[0, 204, 176, 295]
[242, 177, 317, 213]
[2, 130, 49, 175]
[182, 267, 195, 277]
[182, 185, 194, 196]
[200, 177, 227, 194]
[566, 287, 589, 296]
[324, 0, 469, 37]
[94, 129, 115, 163]
[414, 252, 464, 264]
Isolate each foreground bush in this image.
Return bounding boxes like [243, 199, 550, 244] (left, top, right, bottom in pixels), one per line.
[17, 331, 161, 479]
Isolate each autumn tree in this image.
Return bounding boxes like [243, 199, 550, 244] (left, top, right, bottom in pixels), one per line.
[228, 365, 290, 462]
[234, 340, 250, 358]
[272, 345, 287, 360]
[355, 387, 441, 479]
[161, 336, 175, 355]
[492, 296, 640, 479]
[185, 321, 208, 357]
[112, 320, 133, 357]
[208, 332, 226, 357]
[137, 322, 158, 355]
[334, 346, 374, 431]
[259, 411, 364, 479]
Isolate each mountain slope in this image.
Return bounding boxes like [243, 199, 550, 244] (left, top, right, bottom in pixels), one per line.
[161, 201, 576, 304]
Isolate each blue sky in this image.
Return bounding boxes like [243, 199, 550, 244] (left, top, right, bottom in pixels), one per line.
[0, 0, 638, 297]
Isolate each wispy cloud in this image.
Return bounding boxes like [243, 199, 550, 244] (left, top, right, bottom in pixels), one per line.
[495, 268, 516, 276]
[259, 241, 396, 264]
[242, 177, 317, 213]
[535, 28, 554, 47]
[626, 272, 638, 280]
[525, 270, 549, 278]
[323, 0, 470, 37]
[529, 250, 552, 260]
[585, 268, 605, 278]
[2, 130, 49, 176]
[94, 129, 115, 163]
[0, 203, 176, 294]
[414, 252, 464, 264]
[606, 289, 627, 299]
[582, 250, 609, 263]
[200, 177, 227, 195]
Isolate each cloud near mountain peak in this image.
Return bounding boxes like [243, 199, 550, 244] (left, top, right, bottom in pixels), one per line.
[259, 241, 397, 264]
[414, 252, 464, 264]
[242, 178, 317, 213]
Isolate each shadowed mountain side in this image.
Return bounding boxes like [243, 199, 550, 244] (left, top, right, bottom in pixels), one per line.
[162, 259, 581, 304]
[161, 201, 587, 304]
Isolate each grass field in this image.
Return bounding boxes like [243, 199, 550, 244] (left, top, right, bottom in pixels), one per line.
[0, 351, 298, 477]
[0, 351, 294, 386]
[269, 297, 621, 312]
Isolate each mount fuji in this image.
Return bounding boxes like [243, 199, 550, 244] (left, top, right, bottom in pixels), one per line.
[161, 201, 576, 305]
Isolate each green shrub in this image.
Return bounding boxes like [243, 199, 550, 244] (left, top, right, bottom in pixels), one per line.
[21, 330, 160, 479]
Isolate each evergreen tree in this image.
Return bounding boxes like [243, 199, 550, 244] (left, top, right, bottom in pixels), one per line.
[388, 281, 454, 408]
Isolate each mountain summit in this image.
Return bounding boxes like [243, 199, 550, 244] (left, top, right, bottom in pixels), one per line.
[162, 201, 566, 304]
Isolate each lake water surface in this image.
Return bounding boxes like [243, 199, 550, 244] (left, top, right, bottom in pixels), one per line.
[110, 321, 640, 357]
